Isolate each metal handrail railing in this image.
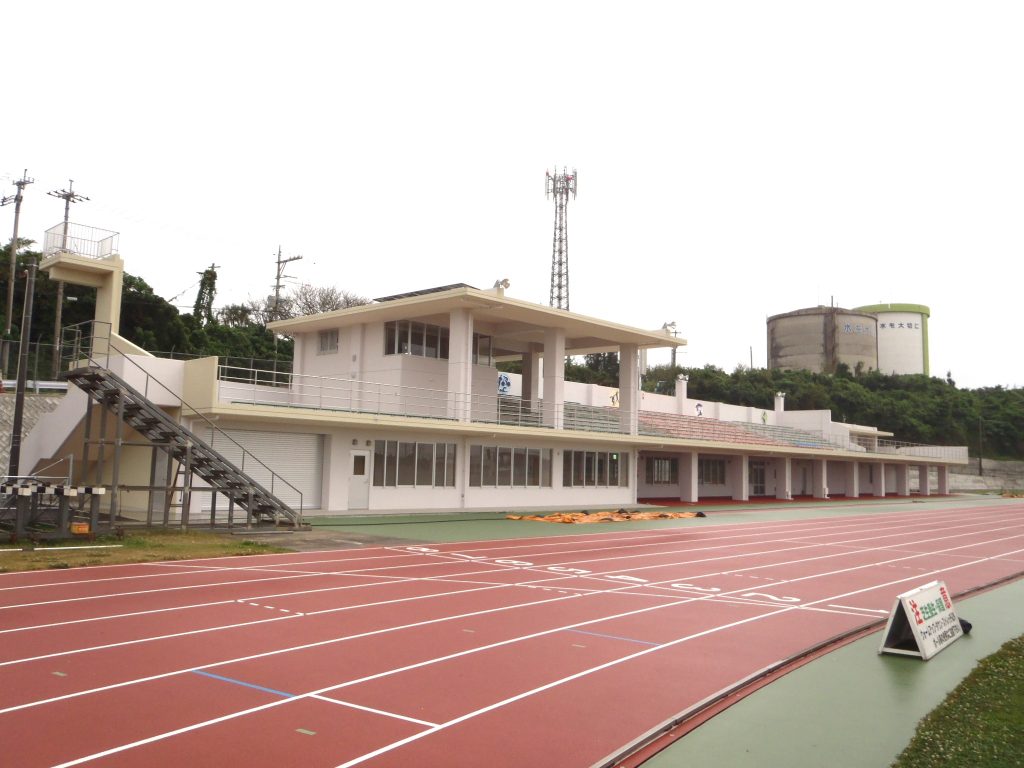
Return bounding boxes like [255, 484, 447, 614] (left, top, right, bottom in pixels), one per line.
[61, 321, 304, 521]
[217, 363, 637, 435]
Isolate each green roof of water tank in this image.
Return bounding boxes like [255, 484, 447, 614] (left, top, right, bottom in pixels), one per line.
[854, 303, 930, 316]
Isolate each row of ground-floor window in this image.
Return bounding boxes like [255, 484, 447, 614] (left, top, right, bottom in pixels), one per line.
[637, 452, 953, 502]
[169, 426, 955, 516]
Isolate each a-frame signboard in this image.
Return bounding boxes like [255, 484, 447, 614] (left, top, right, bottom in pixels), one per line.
[879, 580, 963, 660]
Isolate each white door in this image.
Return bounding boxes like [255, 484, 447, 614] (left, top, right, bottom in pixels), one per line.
[348, 449, 370, 510]
[749, 461, 766, 496]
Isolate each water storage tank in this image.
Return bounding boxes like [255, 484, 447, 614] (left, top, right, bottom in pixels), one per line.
[768, 306, 878, 374]
[855, 303, 930, 375]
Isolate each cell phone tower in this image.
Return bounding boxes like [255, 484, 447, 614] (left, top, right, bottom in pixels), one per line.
[545, 167, 577, 310]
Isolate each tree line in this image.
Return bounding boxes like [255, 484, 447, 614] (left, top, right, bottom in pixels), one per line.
[503, 352, 1022, 460]
[640, 362, 1021, 461]
[0, 240, 366, 378]
[4, 240, 1019, 459]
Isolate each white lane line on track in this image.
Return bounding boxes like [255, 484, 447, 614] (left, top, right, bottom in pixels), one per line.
[398, 502, 1023, 558]
[1, 503, 1009, 605]
[0, 600, 237, 635]
[4, 509, 1017, 653]
[378, 506, 1017, 580]
[828, 604, 888, 614]
[10, 527, 1024, 723]
[538, 517, 1024, 582]
[482, 508, 1023, 574]
[427, 518, 1024, 595]
[330, 545, 1024, 768]
[0, 507, 1007, 671]
[22, 524, 1024, 768]
[236, 601, 305, 616]
[0, 569, 421, 611]
[370, 501, 1015, 557]
[46, 539, 1024, 768]
[310, 694, 439, 728]
[2, 507, 1015, 634]
[0, 551, 431, 593]
[0, 582, 517, 667]
[3, 589, 588, 718]
[380, 506, 1007, 564]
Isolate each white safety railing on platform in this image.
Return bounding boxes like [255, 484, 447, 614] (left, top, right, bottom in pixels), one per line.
[217, 364, 636, 435]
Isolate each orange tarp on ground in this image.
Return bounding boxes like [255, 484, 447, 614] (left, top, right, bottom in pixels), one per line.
[507, 509, 702, 524]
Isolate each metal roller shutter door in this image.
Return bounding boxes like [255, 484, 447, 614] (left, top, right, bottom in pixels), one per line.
[200, 428, 323, 511]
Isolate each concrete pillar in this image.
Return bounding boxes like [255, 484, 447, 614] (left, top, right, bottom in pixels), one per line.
[774, 392, 786, 412]
[732, 455, 749, 501]
[873, 463, 887, 497]
[813, 459, 828, 499]
[675, 375, 688, 414]
[447, 309, 474, 422]
[292, 336, 305, 378]
[775, 457, 792, 500]
[41, 252, 125, 336]
[937, 465, 950, 495]
[895, 464, 910, 497]
[618, 343, 639, 435]
[679, 451, 698, 502]
[521, 345, 542, 409]
[917, 464, 931, 495]
[542, 327, 565, 429]
[845, 461, 860, 498]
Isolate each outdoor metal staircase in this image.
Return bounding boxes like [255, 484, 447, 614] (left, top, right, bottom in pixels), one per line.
[64, 365, 302, 527]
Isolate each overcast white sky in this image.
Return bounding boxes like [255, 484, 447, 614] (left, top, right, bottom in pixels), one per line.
[5, 1, 1022, 389]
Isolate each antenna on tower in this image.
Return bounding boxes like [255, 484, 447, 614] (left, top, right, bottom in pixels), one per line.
[47, 180, 90, 372]
[545, 167, 577, 310]
[270, 246, 302, 321]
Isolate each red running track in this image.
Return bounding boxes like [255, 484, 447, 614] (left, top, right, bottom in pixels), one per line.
[1, 498, 1022, 767]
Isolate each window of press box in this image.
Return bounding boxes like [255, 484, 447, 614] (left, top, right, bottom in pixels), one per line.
[469, 445, 552, 487]
[373, 441, 457, 487]
[383, 321, 489, 364]
[698, 457, 726, 485]
[318, 329, 339, 354]
[645, 456, 679, 485]
[561, 451, 629, 487]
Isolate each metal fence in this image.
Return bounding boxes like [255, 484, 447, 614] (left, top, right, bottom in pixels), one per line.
[43, 222, 119, 259]
[217, 364, 636, 435]
[0, 340, 65, 389]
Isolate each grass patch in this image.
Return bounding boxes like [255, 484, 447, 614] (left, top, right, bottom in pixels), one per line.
[0, 530, 290, 573]
[892, 633, 1024, 767]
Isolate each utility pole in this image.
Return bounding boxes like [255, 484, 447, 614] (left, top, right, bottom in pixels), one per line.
[48, 180, 89, 375]
[1, 170, 34, 379]
[663, 321, 679, 368]
[271, 246, 302, 321]
[7, 246, 41, 477]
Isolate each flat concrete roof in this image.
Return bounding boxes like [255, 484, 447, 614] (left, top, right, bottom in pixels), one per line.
[268, 285, 687, 356]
